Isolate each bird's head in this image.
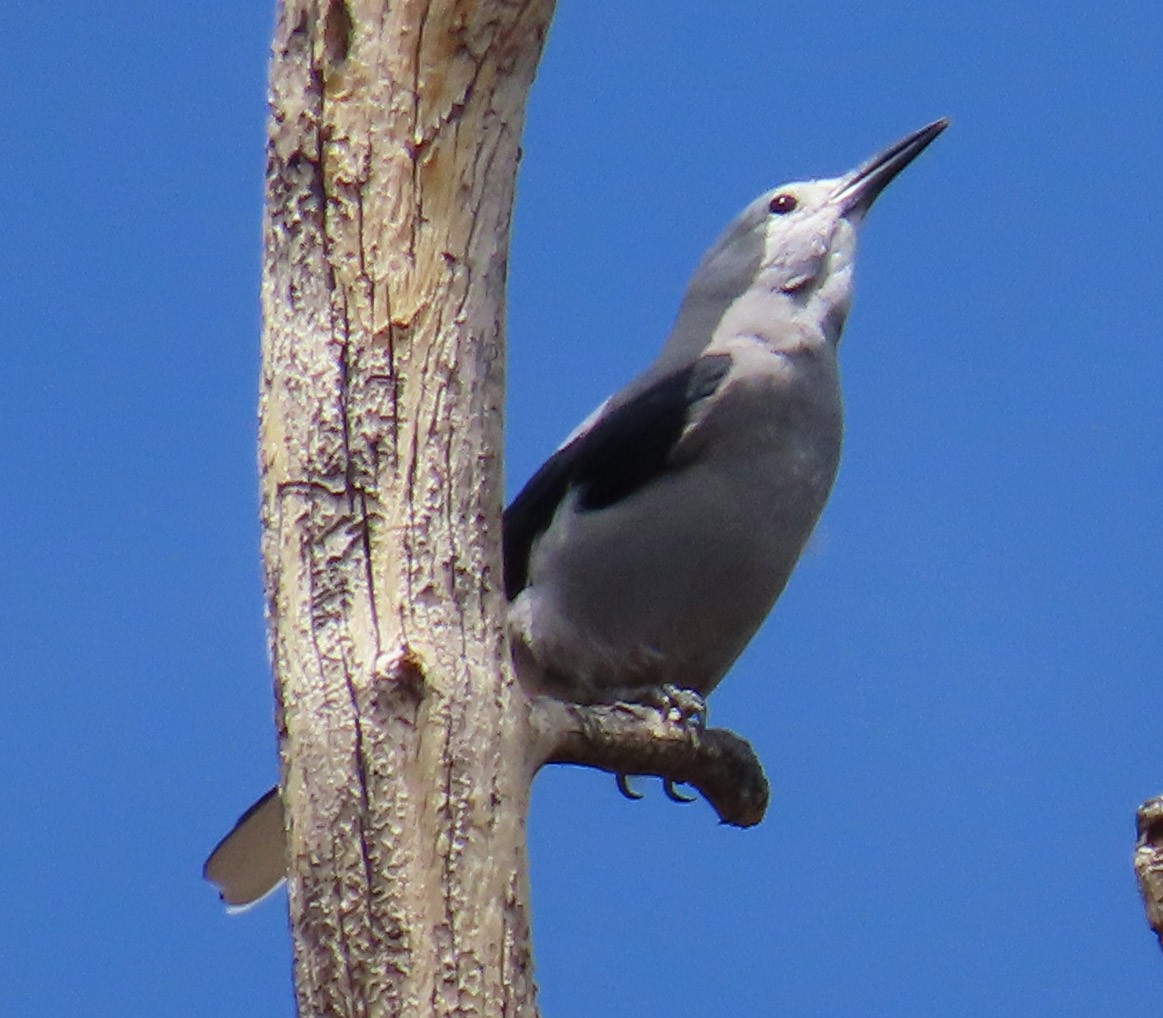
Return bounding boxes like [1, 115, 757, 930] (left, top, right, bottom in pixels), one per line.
[658, 118, 948, 368]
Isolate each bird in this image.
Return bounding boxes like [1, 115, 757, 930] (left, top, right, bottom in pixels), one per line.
[204, 118, 948, 908]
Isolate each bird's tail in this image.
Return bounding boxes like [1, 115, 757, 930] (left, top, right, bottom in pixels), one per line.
[203, 786, 286, 911]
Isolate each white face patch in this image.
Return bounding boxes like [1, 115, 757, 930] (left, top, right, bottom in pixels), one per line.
[759, 178, 846, 294]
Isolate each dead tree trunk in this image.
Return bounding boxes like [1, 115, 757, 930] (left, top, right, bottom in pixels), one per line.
[259, 2, 771, 1015]
[260, 2, 554, 1014]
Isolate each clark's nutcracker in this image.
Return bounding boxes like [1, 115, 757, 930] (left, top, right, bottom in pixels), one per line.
[205, 119, 948, 908]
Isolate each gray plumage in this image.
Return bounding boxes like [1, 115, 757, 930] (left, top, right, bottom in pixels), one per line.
[506, 118, 947, 704]
[205, 119, 947, 908]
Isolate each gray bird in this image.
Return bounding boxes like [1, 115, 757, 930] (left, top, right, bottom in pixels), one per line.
[205, 118, 948, 908]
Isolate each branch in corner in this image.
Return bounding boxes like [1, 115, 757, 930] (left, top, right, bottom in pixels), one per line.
[530, 697, 769, 828]
[1135, 795, 1163, 952]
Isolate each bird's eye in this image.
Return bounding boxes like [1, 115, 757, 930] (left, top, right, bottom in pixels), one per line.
[768, 193, 797, 215]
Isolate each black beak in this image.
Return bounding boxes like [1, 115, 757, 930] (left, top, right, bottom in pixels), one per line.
[832, 118, 949, 218]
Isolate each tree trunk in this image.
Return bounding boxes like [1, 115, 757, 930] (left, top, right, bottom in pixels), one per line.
[260, 2, 555, 1015]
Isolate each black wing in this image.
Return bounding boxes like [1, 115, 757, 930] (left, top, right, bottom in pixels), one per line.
[502, 353, 732, 599]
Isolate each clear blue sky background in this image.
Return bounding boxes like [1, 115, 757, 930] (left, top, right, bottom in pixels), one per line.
[3, 3, 1160, 1015]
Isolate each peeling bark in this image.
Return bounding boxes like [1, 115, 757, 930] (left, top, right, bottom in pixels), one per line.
[261, 2, 555, 1015]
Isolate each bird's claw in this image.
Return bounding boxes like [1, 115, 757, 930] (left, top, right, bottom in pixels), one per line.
[616, 773, 644, 800]
[616, 774, 698, 804]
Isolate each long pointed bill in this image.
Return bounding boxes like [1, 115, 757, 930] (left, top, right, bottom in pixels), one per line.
[832, 117, 949, 219]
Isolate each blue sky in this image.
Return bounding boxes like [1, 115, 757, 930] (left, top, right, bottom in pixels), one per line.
[3, 3, 1160, 1015]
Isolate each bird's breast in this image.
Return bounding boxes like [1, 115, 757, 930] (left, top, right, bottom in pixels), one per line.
[517, 346, 843, 702]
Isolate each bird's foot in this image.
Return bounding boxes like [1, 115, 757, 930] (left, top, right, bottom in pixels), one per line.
[650, 684, 708, 731]
[606, 683, 708, 728]
[610, 685, 705, 804]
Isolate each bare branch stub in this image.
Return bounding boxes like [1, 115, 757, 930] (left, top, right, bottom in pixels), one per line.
[1135, 795, 1163, 952]
[531, 698, 769, 828]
